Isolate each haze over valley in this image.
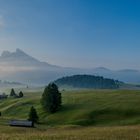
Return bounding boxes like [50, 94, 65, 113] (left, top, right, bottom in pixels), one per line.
[0, 49, 139, 85]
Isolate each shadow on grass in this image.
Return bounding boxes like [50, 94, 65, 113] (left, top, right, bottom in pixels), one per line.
[68, 109, 140, 126]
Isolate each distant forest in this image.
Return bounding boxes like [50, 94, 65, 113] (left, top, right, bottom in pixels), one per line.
[54, 75, 122, 89]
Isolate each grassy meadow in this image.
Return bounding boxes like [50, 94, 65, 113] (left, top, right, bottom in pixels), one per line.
[1, 125, 140, 140]
[0, 89, 140, 139]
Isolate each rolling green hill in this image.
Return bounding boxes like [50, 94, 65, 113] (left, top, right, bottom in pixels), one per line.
[1, 89, 140, 126]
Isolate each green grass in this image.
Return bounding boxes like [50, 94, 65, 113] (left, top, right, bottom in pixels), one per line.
[0, 125, 140, 140]
[1, 89, 140, 139]
[1, 89, 140, 126]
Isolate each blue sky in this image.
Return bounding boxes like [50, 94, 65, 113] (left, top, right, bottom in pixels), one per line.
[0, 0, 140, 69]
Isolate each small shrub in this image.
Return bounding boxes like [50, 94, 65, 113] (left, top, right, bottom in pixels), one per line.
[19, 91, 24, 98]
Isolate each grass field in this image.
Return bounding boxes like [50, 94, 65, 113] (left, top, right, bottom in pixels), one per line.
[0, 89, 140, 139]
[0, 125, 140, 140]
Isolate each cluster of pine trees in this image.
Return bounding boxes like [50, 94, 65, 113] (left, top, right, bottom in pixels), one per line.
[55, 75, 121, 89]
[10, 88, 24, 98]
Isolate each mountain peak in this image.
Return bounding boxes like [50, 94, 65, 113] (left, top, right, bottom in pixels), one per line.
[16, 48, 25, 53]
[1, 51, 11, 57]
[94, 67, 111, 71]
[1, 49, 27, 58]
[14, 48, 29, 57]
[0, 49, 39, 64]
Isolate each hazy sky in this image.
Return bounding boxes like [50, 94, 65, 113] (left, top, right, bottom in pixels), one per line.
[0, 0, 140, 69]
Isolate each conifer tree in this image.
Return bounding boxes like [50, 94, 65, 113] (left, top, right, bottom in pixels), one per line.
[28, 106, 39, 123]
[19, 91, 24, 98]
[10, 88, 16, 97]
[41, 83, 61, 113]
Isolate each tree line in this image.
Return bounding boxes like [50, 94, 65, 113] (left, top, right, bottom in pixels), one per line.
[55, 75, 121, 89]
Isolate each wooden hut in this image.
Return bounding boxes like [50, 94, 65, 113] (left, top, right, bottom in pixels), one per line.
[9, 120, 34, 127]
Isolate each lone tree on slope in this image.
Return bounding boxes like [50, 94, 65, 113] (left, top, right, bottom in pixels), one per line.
[41, 83, 62, 113]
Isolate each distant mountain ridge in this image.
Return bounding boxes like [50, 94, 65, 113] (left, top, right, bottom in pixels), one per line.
[0, 79, 23, 89]
[0, 49, 56, 67]
[0, 48, 140, 85]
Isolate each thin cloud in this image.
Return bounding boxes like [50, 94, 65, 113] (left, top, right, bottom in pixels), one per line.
[0, 65, 40, 74]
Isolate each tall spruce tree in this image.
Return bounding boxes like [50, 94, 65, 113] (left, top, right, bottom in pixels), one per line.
[41, 83, 61, 113]
[28, 106, 39, 123]
[10, 88, 16, 97]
